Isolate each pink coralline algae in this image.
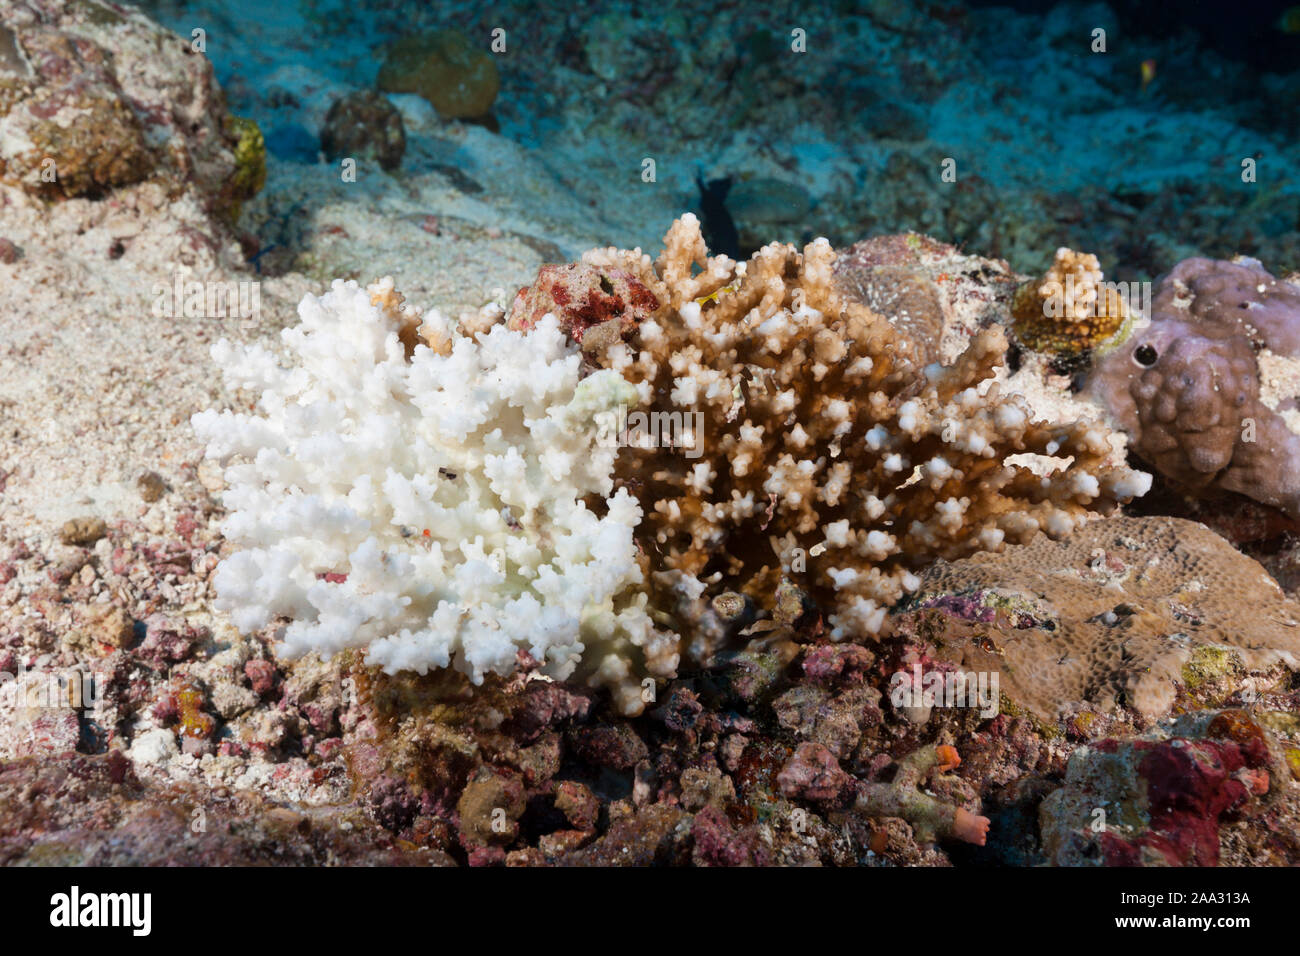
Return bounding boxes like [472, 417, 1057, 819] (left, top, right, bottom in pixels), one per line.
[1039, 712, 1281, 866]
[553, 780, 600, 832]
[14, 709, 82, 757]
[567, 721, 649, 772]
[800, 643, 876, 685]
[243, 659, 278, 697]
[690, 805, 774, 866]
[777, 741, 854, 804]
[136, 614, 202, 669]
[507, 262, 660, 348]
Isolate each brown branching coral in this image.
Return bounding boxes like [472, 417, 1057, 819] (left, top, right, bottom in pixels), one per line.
[367, 277, 448, 358]
[582, 215, 1151, 649]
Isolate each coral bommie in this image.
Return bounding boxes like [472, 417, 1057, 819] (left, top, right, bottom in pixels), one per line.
[194, 216, 1152, 717]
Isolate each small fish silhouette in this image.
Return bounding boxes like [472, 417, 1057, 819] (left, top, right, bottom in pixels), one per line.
[696, 173, 740, 259]
[1139, 58, 1156, 93]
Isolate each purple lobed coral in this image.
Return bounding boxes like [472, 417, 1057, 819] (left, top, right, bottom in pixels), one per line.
[1087, 256, 1300, 518]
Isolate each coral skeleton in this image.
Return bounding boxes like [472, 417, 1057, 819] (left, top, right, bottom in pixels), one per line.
[192, 278, 677, 716]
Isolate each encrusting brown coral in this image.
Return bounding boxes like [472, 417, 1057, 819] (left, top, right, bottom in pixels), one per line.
[1011, 247, 1130, 358]
[914, 515, 1300, 721]
[573, 215, 1151, 651]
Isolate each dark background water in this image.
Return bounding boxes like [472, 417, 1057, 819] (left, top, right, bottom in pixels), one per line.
[138, 0, 1300, 277]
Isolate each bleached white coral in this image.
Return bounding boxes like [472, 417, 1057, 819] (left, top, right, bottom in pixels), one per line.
[192, 279, 677, 715]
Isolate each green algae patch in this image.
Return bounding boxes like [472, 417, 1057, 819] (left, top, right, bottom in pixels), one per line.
[73, 0, 128, 27]
[222, 115, 266, 220]
[1182, 645, 1244, 692]
[998, 692, 1063, 740]
[1257, 710, 1300, 738]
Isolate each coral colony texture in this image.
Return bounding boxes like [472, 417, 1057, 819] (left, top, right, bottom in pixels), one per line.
[193, 277, 676, 717]
[6, 0, 1300, 874]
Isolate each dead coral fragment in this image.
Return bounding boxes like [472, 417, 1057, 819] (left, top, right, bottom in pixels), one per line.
[855, 743, 990, 846]
[0, 4, 249, 211]
[778, 740, 988, 845]
[321, 90, 406, 173]
[59, 516, 107, 546]
[1011, 247, 1129, 357]
[587, 215, 1150, 645]
[507, 261, 659, 351]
